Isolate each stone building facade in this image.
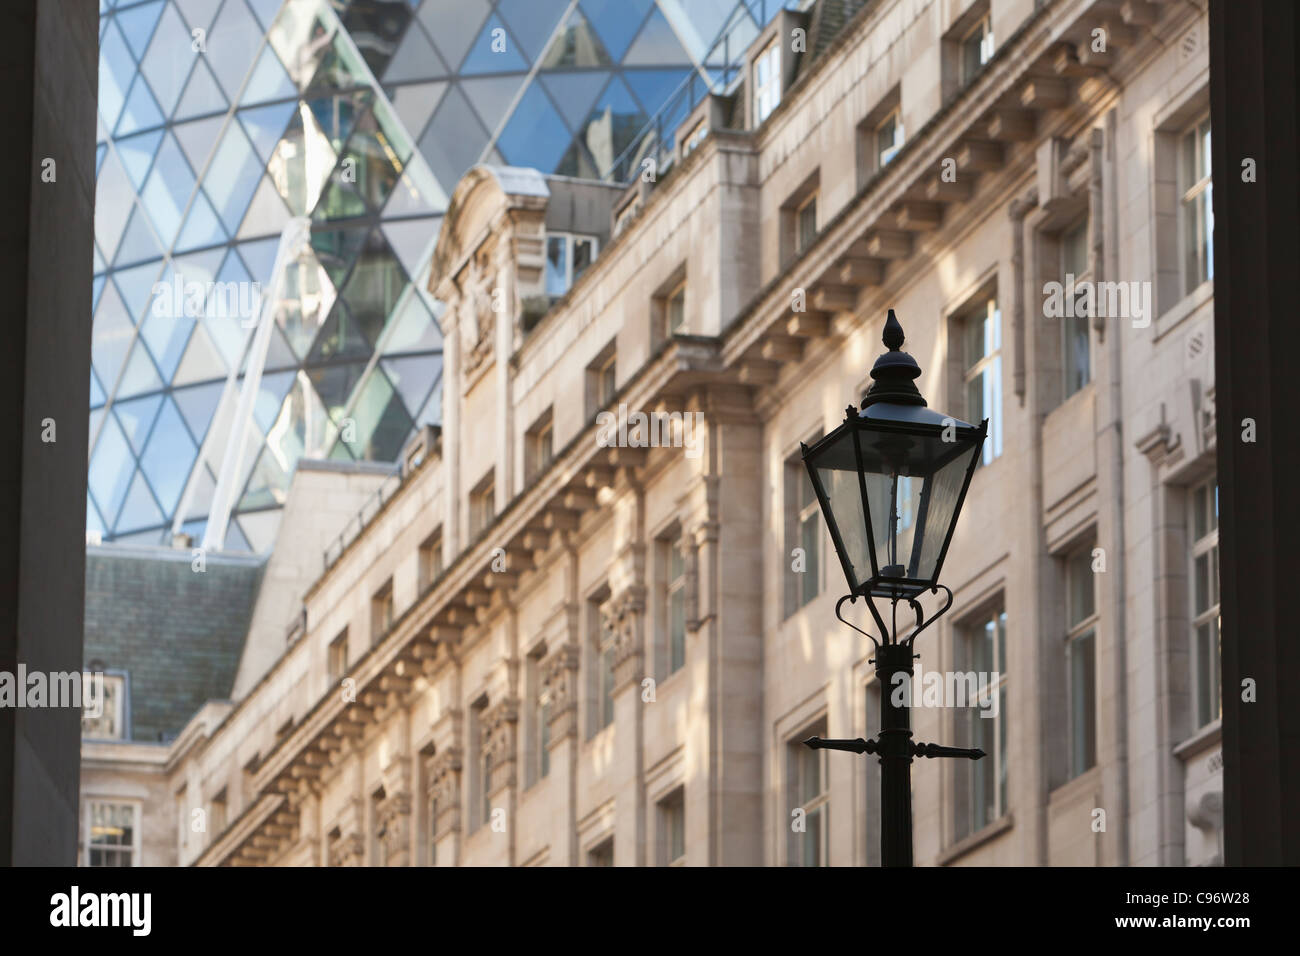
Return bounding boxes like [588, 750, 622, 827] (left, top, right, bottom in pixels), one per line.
[80, 0, 1223, 866]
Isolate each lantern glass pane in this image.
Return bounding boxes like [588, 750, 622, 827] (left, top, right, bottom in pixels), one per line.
[805, 429, 870, 593]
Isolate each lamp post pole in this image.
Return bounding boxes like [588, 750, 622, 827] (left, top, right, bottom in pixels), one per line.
[800, 310, 988, 868]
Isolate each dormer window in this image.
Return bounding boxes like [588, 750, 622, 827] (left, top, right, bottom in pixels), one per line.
[545, 233, 598, 297]
[753, 41, 782, 125]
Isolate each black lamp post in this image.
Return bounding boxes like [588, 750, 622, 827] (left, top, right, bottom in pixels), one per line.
[799, 309, 987, 867]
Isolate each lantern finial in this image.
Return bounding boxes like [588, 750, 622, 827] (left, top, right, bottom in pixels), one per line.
[883, 309, 904, 350]
[862, 310, 926, 408]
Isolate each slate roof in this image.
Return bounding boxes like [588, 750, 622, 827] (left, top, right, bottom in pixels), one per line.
[83, 546, 263, 743]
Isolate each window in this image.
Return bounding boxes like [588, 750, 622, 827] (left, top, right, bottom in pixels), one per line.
[795, 193, 818, 254]
[526, 410, 555, 483]
[85, 801, 139, 866]
[372, 790, 389, 867]
[960, 14, 994, 86]
[470, 472, 495, 539]
[667, 282, 686, 335]
[586, 347, 618, 415]
[1061, 218, 1091, 397]
[959, 295, 1003, 465]
[328, 630, 349, 683]
[1189, 478, 1221, 729]
[662, 535, 687, 676]
[1065, 549, 1098, 778]
[81, 672, 126, 740]
[210, 788, 227, 837]
[589, 838, 614, 866]
[528, 648, 552, 784]
[753, 41, 781, 124]
[594, 603, 617, 735]
[545, 233, 598, 297]
[785, 448, 822, 616]
[659, 789, 686, 866]
[418, 528, 443, 591]
[371, 579, 394, 642]
[682, 120, 708, 156]
[1180, 116, 1213, 294]
[877, 107, 904, 168]
[953, 608, 1007, 843]
[787, 725, 829, 866]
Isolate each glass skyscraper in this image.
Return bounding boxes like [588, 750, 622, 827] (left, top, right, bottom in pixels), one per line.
[92, 0, 789, 551]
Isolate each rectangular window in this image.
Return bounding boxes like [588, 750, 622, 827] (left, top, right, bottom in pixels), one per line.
[659, 790, 686, 866]
[210, 788, 227, 837]
[526, 410, 554, 483]
[1066, 549, 1098, 778]
[667, 282, 686, 335]
[1179, 116, 1213, 295]
[1061, 218, 1091, 397]
[663, 537, 687, 675]
[960, 296, 1003, 465]
[470, 472, 495, 540]
[960, 14, 994, 86]
[795, 194, 818, 254]
[1190, 478, 1221, 729]
[953, 609, 1007, 843]
[753, 41, 782, 124]
[418, 528, 443, 592]
[328, 630, 349, 683]
[598, 353, 617, 407]
[876, 107, 904, 168]
[787, 725, 829, 866]
[529, 648, 552, 784]
[596, 607, 617, 734]
[371, 579, 394, 643]
[785, 447, 822, 617]
[86, 801, 139, 867]
[545, 233, 599, 297]
[81, 672, 126, 740]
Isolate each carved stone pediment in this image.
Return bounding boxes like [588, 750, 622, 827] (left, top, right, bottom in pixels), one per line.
[463, 284, 496, 378]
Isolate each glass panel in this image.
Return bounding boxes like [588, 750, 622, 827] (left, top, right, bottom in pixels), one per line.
[95, 151, 136, 263]
[461, 74, 528, 136]
[581, 0, 652, 61]
[113, 394, 163, 455]
[806, 429, 870, 593]
[384, 22, 448, 84]
[417, 85, 489, 191]
[113, 259, 167, 324]
[1194, 552, 1210, 615]
[116, 468, 165, 532]
[380, 355, 439, 416]
[461, 15, 529, 74]
[267, 101, 338, 216]
[497, 0, 569, 61]
[418, 0, 490, 73]
[205, 122, 265, 234]
[135, 295, 192, 390]
[139, 3, 198, 117]
[540, 71, 610, 131]
[575, 76, 645, 175]
[92, 280, 136, 390]
[235, 175, 293, 239]
[99, 20, 137, 131]
[339, 230, 407, 342]
[494, 82, 572, 173]
[173, 59, 229, 121]
[115, 340, 164, 399]
[115, 76, 165, 137]
[799, 513, 819, 606]
[239, 101, 299, 164]
[172, 115, 226, 174]
[340, 0, 414, 77]
[89, 413, 135, 529]
[140, 133, 196, 249]
[540, 8, 612, 68]
[622, 8, 691, 66]
[1068, 550, 1096, 626]
[238, 443, 292, 510]
[273, 246, 337, 360]
[546, 235, 568, 296]
[307, 299, 369, 363]
[1070, 630, 1096, 775]
[389, 81, 448, 143]
[172, 380, 225, 442]
[240, 44, 298, 106]
[139, 397, 197, 514]
[308, 361, 367, 423]
[173, 322, 229, 385]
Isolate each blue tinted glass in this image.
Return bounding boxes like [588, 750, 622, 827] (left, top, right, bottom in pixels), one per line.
[496, 0, 570, 61]
[116, 0, 165, 60]
[174, 189, 228, 252]
[116, 128, 164, 190]
[112, 259, 165, 324]
[115, 75, 166, 136]
[538, 71, 609, 130]
[417, 85, 489, 192]
[622, 8, 691, 65]
[580, 0, 653, 61]
[99, 19, 135, 129]
[239, 101, 297, 163]
[240, 46, 297, 106]
[114, 206, 167, 267]
[622, 68, 693, 116]
[113, 393, 163, 454]
[205, 122, 264, 234]
[172, 381, 224, 442]
[88, 413, 135, 526]
[91, 368, 106, 408]
[116, 468, 165, 532]
[461, 15, 528, 74]
[495, 82, 571, 172]
[139, 3, 197, 117]
[140, 133, 196, 247]
[174, 60, 229, 121]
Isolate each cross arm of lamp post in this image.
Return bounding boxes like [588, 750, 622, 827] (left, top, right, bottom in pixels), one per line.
[804, 736, 985, 760]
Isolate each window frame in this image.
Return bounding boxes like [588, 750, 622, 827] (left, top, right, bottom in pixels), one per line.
[795, 192, 818, 255]
[786, 724, 830, 866]
[84, 799, 142, 867]
[958, 294, 1003, 466]
[327, 629, 349, 684]
[469, 471, 496, 540]
[545, 232, 599, 297]
[1059, 216, 1092, 399]
[81, 670, 128, 741]
[959, 13, 994, 87]
[753, 40, 782, 125]
[371, 579, 394, 643]
[1178, 114, 1213, 295]
[951, 606, 1008, 844]
[1189, 477, 1221, 730]
[1065, 548, 1099, 779]
[876, 106, 905, 169]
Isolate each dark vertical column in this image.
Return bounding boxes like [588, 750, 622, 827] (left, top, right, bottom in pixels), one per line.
[874, 643, 913, 867]
[1209, 0, 1300, 865]
[0, 0, 96, 865]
